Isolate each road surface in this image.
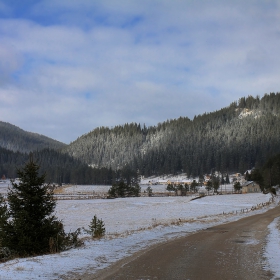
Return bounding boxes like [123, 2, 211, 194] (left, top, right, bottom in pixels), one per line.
[73, 205, 280, 280]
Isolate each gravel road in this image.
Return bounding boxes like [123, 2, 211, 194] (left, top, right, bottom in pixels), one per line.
[70, 205, 280, 280]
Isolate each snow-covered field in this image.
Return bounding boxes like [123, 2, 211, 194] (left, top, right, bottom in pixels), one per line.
[57, 184, 171, 195]
[1, 177, 236, 196]
[56, 194, 268, 234]
[56, 182, 235, 195]
[0, 193, 279, 279]
[0, 181, 10, 195]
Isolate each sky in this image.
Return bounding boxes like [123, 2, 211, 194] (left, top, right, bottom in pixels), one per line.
[0, 0, 280, 143]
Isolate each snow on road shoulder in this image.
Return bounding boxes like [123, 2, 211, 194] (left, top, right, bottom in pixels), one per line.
[0, 193, 277, 280]
[264, 216, 280, 279]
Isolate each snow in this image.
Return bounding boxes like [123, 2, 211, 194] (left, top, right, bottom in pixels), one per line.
[264, 216, 280, 279]
[0, 181, 10, 195]
[238, 108, 262, 119]
[0, 193, 279, 279]
[140, 174, 190, 185]
[59, 183, 236, 196]
[59, 184, 111, 194]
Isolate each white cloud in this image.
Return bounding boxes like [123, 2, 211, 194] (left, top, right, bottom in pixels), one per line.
[0, 1, 280, 143]
[0, 44, 23, 85]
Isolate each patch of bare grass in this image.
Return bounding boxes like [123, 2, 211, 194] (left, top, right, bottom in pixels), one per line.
[15, 266, 25, 271]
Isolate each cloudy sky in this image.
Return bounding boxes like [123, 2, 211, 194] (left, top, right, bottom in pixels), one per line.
[0, 0, 280, 143]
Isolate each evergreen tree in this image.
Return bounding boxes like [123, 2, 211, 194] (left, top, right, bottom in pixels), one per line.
[146, 186, 153, 197]
[225, 174, 230, 184]
[108, 180, 141, 198]
[212, 175, 220, 193]
[88, 215, 105, 238]
[206, 180, 213, 194]
[190, 180, 198, 193]
[176, 184, 184, 196]
[250, 168, 264, 190]
[233, 181, 242, 193]
[221, 175, 225, 185]
[245, 171, 251, 181]
[166, 183, 175, 192]
[184, 183, 189, 193]
[0, 156, 65, 256]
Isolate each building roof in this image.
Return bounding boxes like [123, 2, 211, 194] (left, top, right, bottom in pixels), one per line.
[243, 181, 255, 186]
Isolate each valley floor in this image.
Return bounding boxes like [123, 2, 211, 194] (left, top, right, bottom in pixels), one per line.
[0, 193, 279, 279]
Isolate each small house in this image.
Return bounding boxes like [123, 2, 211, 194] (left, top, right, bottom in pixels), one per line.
[242, 181, 261, 194]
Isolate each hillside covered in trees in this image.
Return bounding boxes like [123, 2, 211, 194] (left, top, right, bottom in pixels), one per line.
[0, 146, 130, 185]
[64, 93, 280, 177]
[1, 93, 280, 182]
[0, 121, 66, 153]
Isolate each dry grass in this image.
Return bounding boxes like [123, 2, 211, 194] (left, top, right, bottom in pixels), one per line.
[14, 266, 25, 271]
[82, 199, 276, 242]
[53, 186, 68, 194]
[105, 217, 201, 240]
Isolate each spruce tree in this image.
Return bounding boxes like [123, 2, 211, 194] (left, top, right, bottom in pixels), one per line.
[146, 186, 153, 197]
[225, 174, 230, 184]
[88, 215, 105, 238]
[233, 181, 242, 193]
[0, 155, 65, 256]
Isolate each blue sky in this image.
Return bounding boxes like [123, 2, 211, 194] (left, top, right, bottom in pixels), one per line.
[0, 0, 280, 143]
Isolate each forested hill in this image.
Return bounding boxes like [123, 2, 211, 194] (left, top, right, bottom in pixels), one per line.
[0, 146, 117, 184]
[0, 121, 66, 153]
[64, 93, 280, 176]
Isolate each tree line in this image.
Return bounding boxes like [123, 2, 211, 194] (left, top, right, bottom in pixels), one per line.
[1, 93, 280, 181]
[0, 147, 138, 185]
[65, 92, 280, 177]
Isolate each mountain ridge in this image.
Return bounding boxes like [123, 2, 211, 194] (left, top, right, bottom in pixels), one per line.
[1, 93, 280, 178]
[63, 92, 280, 176]
[0, 121, 66, 153]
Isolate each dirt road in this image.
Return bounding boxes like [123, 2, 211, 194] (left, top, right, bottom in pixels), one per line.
[78, 205, 280, 280]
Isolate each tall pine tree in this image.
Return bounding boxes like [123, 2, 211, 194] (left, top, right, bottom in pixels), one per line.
[0, 155, 65, 256]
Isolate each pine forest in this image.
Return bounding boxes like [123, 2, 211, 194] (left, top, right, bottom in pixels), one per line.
[1, 93, 280, 184]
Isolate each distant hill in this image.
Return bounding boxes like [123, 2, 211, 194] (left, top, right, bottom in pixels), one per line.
[2, 93, 280, 179]
[0, 146, 116, 185]
[64, 92, 280, 176]
[0, 121, 66, 153]
[0, 122, 127, 185]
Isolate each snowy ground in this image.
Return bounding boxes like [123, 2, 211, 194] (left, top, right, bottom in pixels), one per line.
[0, 193, 279, 279]
[264, 216, 280, 279]
[1, 176, 236, 196]
[57, 184, 170, 195]
[0, 181, 10, 195]
[56, 182, 235, 195]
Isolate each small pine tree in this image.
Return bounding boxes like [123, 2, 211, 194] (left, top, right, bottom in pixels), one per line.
[234, 181, 242, 193]
[221, 175, 225, 185]
[190, 180, 198, 193]
[166, 183, 175, 192]
[206, 180, 213, 193]
[88, 215, 105, 238]
[225, 174, 230, 184]
[146, 186, 153, 197]
[176, 184, 184, 196]
[0, 155, 66, 257]
[213, 180, 220, 193]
